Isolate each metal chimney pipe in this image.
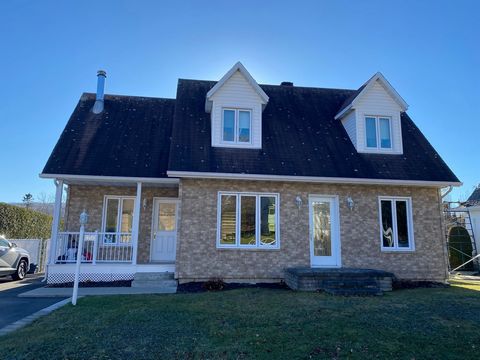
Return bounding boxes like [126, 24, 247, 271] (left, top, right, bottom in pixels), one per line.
[92, 70, 107, 114]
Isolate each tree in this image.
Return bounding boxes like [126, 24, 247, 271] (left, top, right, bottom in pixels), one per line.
[36, 192, 55, 215]
[22, 193, 34, 208]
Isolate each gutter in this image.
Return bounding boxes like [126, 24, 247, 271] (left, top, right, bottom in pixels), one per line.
[166, 171, 462, 188]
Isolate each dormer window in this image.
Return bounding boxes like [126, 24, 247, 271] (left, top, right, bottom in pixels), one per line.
[206, 62, 269, 149]
[365, 116, 392, 149]
[222, 108, 251, 144]
[335, 73, 407, 155]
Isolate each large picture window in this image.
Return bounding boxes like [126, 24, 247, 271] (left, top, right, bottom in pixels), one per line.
[218, 192, 279, 248]
[379, 197, 414, 251]
[102, 196, 135, 244]
[222, 108, 252, 144]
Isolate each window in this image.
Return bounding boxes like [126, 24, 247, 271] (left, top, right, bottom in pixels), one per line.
[365, 116, 392, 149]
[102, 196, 135, 244]
[0, 239, 11, 248]
[158, 203, 176, 231]
[218, 192, 279, 248]
[222, 108, 251, 144]
[379, 197, 414, 251]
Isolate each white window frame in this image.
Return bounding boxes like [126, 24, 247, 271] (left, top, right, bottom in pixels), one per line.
[365, 115, 393, 150]
[101, 195, 136, 245]
[216, 191, 280, 249]
[378, 196, 415, 252]
[221, 108, 252, 145]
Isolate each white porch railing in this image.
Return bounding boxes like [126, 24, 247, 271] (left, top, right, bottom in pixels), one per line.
[54, 232, 133, 264]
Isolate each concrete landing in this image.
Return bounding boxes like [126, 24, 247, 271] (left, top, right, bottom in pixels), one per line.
[285, 267, 394, 295]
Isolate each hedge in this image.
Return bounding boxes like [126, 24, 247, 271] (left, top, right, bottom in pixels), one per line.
[0, 203, 52, 239]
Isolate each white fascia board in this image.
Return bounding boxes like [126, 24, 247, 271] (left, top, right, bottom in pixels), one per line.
[334, 105, 353, 120]
[167, 171, 462, 188]
[206, 62, 269, 104]
[334, 72, 409, 120]
[39, 173, 179, 184]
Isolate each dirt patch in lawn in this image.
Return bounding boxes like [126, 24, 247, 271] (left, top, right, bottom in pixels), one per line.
[177, 281, 289, 293]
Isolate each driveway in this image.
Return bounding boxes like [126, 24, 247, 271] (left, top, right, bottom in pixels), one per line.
[0, 275, 67, 329]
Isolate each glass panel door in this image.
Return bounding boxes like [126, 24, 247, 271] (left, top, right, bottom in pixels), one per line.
[309, 196, 340, 267]
[151, 200, 178, 262]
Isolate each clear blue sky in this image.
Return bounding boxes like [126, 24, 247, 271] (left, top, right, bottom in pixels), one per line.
[0, 0, 478, 203]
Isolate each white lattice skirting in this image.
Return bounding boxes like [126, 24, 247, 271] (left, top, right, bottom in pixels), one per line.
[47, 272, 134, 284]
[46, 263, 175, 284]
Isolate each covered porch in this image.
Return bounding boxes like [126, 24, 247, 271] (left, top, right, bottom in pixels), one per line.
[43, 175, 180, 284]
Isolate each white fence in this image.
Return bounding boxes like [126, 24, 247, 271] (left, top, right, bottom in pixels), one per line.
[6, 238, 49, 273]
[54, 232, 133, 264]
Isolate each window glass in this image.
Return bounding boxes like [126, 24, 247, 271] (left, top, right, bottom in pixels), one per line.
[365, 117, 377, 148]
[120, 199, 134, 233]
[240, 196, 256, 245]
[223, 110, 235, 142]
[379, 118, 391, 148]
[0, 239, 10, 247]
[159, 203, 176, 231]
[105, 199, 119, 233]
[396, 201, 409, 247]
[260, 196, 276, 246]
[238, 111, 251, 143]
[381, 200, 394, 247]
[312, 201, 332, 256]
[220, 195, 237, 245]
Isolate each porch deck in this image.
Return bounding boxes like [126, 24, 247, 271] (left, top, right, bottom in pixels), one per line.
[284, 267, 395, 295]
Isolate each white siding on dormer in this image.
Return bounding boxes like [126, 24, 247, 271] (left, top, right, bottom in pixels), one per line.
[341, 110, 357, 148]
[210, 71, 263, 148]
[354, 80, 403, 154]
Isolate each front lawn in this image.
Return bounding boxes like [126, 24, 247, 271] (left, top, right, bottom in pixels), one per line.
[2, 283, 480, 359]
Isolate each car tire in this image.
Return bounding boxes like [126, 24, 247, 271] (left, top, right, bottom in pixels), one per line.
[12, 259, 27, 281]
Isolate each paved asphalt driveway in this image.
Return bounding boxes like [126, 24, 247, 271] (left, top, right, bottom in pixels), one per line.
[0, 275, 67, 329]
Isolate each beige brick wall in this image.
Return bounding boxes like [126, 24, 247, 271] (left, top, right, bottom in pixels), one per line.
[65, 185, 178, 263]
[176, 179, 447, 281]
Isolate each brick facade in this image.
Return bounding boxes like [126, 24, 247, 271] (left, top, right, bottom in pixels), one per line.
[64, 180, 448, 281]
[176, 179, 447, 282]
[65, 185, 178, 264]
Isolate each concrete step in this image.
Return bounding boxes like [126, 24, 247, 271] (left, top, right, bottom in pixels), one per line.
[131, 279, 178, 288]
[131, 272, 177, 291]
[322, 279, 378, 289]
[133, 272, 174, 281]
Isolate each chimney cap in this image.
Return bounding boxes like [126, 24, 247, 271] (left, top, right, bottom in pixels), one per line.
[97, 70, 107, 77]
[280, 81, 293, 86]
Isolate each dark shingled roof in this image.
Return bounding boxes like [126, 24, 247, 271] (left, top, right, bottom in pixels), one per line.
[467, 186, 480, 205]
[43, 80, 459, 184]
[336, 83, 366, 115]
[43, 93, 175, 178]
[169, 79, 459, 183]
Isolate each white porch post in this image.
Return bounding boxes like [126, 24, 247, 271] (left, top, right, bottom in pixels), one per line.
[131, 182, 142, 265]
[49, 179, 63, 265]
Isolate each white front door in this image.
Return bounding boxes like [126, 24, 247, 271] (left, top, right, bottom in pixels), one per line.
[309, 195, 341, 267]
[151, 199, 179, 262]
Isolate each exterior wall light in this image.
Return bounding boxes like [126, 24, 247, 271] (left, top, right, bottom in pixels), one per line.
[295, 196, 303, 209]
[143, 198, 147, 210]
[346, 197, 354, 210]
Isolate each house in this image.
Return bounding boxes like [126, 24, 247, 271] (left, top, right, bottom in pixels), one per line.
[41, 62, 460, 286]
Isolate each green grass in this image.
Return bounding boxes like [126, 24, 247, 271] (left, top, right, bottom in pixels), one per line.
[1, 284, 480, 360]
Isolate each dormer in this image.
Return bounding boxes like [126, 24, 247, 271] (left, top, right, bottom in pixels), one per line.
[335, 72, 408, 154]
[205, 62, 269, 149]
